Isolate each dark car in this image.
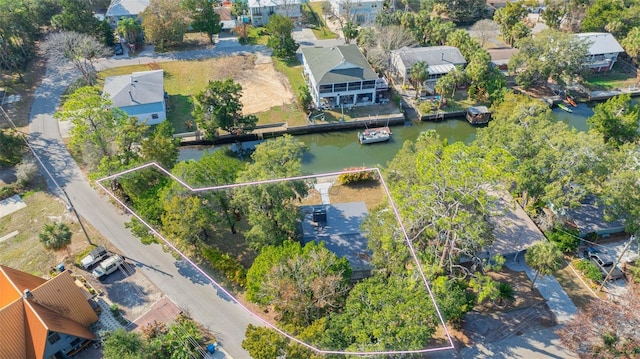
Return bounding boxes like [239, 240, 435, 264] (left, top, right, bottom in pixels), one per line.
[114, 43, 124, 56]
[584, 246, 624, 281]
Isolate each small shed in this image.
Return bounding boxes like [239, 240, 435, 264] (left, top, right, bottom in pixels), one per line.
[466, 106, 491, 125]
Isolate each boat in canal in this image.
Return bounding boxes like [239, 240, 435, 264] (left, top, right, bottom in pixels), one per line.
[565, 95, 578, 107]
[358, 126, 392, 144]
[557, 103, 573, 113]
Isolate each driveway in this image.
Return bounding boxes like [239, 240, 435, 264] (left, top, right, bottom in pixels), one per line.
[28, 40, 267, 359]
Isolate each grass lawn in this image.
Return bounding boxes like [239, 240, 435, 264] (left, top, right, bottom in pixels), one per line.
[555, 259, 604, 308]
[246, 26, 269, 46]
[255, 103, 307, 126]
[0, 191, 109, 277]
[304, 2, 338, 40]
[583, 66, 638, 90]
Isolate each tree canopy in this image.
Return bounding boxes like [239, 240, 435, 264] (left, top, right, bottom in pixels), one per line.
[183, 0, 222, 44]
[141, 0, 190, 52]
[266, 14, 298, 58]
[587, 94, 640, 147]
[525, 241, 564, 288]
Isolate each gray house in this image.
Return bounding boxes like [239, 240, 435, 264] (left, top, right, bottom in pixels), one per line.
[248, 0, 302, 26]
[301, 44, 380, 109]
[106, 0, 150, 26]
[300, 202, 373, 281]
[103, 69, 166, 125]
[576, 32, 625, 72]
[390, 46, 467, 87]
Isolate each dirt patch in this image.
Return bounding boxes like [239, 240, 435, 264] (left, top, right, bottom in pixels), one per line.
[513, 83, 558, 98]
[235, 54, 295, 115]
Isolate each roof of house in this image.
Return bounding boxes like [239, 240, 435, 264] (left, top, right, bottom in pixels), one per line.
[576, 32, 624, 56]
[0, 266, 98, 358]
[106, 0, 150, 17]
[487, 47, 519, 65]
[487, 191, 545, 256]
[391, 46, 467, 75]
[104, 70, 165, 108]
[248, 0, 300, 8]
[301, 45, 378, 85]
[563, 197, 626, 236]
[300, 202, 373, 272]
[215, 6, 233, 21]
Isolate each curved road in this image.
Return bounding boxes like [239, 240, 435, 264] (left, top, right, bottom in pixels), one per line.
[28, 38, 271, 359]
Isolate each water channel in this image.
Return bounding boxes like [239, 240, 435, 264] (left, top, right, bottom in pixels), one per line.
[179, 103, 600, 174]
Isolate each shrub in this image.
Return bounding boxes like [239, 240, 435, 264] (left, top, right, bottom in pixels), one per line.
[337, 167, 376, 185]
[575, 259, 603, 282]
[546, 225, 580, 253]
[201, 246, 247, 287]
[39, 222, 72, 250]
[418, 100, 434, 114]
[15, 158, 38, 188]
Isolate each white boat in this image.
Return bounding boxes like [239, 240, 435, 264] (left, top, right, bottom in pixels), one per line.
[358, 127, 392, 144]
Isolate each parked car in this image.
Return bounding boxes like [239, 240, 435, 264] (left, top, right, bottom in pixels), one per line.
[80, 246, 108, 269]
[114, 43, 124, 56]
[92, 254, 124, 279]
[584, 246, 624, 281]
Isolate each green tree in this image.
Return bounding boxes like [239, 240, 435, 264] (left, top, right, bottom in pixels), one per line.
[509, 29, 590, 88]
[425, 16, 456, 46]
[0, 0, 40, 82]
[602, 145, 640, 236]
[39, 222, 72, 250]
[588, 94, 640, 148]
[342, 21, 358, 44]
[493, 1, 528, 46]
[326, 274, 439, 351]
[435, 66, 466, 99]
[140, 121, 180, 170]
[51, 0, 112, 44]
[622, 26, 640, 64]
[116, 17, 143, 45]
[192, 79, 258, 139]
[465, 49, 506, 103]
[446, 29, 480, 60]
[266, 14, 298, 58]
[431, 276, 476, 322]
[103, 328, 145, 359]
[231, 0, 248, 17]
[161, 195, 212, 247]
[432, 0, 486, 24]
[581, 0, 625, 34]
[409, 61, 428, 98]
[525, 241, 563, 288]
[246, 240, 303, 302]
[183, 0, 222, 44]
[141, 0, 190, 52]
[234, 135, 308, 249]
[541, 0, 567, 30]
[242, 325, 287, 359]
[0, 130, 25, 168]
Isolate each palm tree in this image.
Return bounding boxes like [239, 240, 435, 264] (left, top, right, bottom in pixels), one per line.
[525, 241, 564, 289]
[116, 17, 142, 45]
[494, 282, 515, 307]
[39, 222, 72, 250]
[409, 61, 428, 98]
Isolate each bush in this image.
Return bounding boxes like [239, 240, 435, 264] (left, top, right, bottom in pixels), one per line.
[15, 157, 38, 188]
[418, 100, 435, 114]
[575, 259, 603, 282]
[546, 225, 580, 253]
[201, 246, 247, 287]
[337, 167, 376, 185]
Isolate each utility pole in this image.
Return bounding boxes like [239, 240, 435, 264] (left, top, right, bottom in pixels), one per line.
[598, 236, 635, 292]
[0, 106, 93, 245]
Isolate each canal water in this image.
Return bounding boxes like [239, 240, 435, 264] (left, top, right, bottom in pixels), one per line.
[179, 104, 598, 174]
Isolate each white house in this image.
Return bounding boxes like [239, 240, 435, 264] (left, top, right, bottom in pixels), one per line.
[106, 0, 150, 26]
[390, 46, 467, 87]
[248, 0, 302, 26]
[329, 0, 383, 25]
[103, 70, 167, 125]
[301, 44, 380, 108]
[576, 32, 625, 72]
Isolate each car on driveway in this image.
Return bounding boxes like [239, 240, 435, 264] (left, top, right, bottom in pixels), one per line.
[114, 43, 124, 56]
[583, 246, 625, 281]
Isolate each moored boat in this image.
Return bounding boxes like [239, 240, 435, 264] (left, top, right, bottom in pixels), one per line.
[558, 103, 573, 113]
[565, 95, 577, 107]
[358, 127, 392, 144]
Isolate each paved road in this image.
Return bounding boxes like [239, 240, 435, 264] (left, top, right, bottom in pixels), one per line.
[28, 39, 269, 359]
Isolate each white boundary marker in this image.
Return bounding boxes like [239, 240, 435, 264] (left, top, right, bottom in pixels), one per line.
[96, 162, 455, 355]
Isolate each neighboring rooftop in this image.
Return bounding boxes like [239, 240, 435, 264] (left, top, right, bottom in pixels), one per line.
[576, 32, 624, 55]
[300, 202, 373, 277]
[104, 69, 164, 108]
[487, 47, 519, 66]
[391, 46, 467, 75]
[248, 0, 300, 7]
[106, 0, 150, 17]
[563, 197, 626, 237]
[301, 44, 378, 85]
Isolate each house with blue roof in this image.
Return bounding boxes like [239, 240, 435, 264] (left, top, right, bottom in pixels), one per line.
[103, 69, 167, 125]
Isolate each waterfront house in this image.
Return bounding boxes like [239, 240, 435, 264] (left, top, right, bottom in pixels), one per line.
[103, 69, 167, 125]
[300, 203, 373, 281]
[248, 0, 302, 26]
[389, 46, 467, 88]
[576, 32, 624, 72]
[106, 0, 149, 26]
[301, 44, 380, 109]
[0, 266, 98, 359]
[329, 0, 383, 25]
[487, 47, 519, 72]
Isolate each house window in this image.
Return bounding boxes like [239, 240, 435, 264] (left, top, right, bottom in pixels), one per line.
[152, 113, 159, 119]
[348, 82, 361, 91]
[48, 332, 60, 344]
[362, 80, 375, 89]
[356, 15, 365, 23]
[319, 84, 333, 93]
[334, 83, 347, 92]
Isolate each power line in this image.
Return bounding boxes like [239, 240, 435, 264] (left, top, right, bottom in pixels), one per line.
[0, 106, 93, 245]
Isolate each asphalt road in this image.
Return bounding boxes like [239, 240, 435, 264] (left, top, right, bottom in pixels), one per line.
[27, 39, 269, 359]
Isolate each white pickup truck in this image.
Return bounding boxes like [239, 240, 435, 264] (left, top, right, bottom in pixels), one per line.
[80, 246, 108, 269]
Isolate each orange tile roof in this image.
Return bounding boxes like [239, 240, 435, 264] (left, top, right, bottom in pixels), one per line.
[0, 265, 98, 359]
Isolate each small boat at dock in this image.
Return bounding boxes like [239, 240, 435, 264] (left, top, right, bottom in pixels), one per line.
[358, 127, 392, 144]
[557, 103, 573, 113]
[565, 95, 577, 107]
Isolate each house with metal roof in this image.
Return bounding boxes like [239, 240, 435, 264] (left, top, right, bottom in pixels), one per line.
[329, 0, 383, 25]
[390, 46, 467, 87]
[301, 44, 380, 109]
[576, 32, 625, 72]
[248, 0, 302, 26]
[106, 0, 150, 26]
[103, 69, 167, 125]
[0, 265, 98, 359]
[300, 202, 373, 281]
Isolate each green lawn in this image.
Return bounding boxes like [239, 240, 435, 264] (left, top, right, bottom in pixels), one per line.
[304, 2, 338, 40]
[583, 66, 638, 90]
[247, 26, 269, 45]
